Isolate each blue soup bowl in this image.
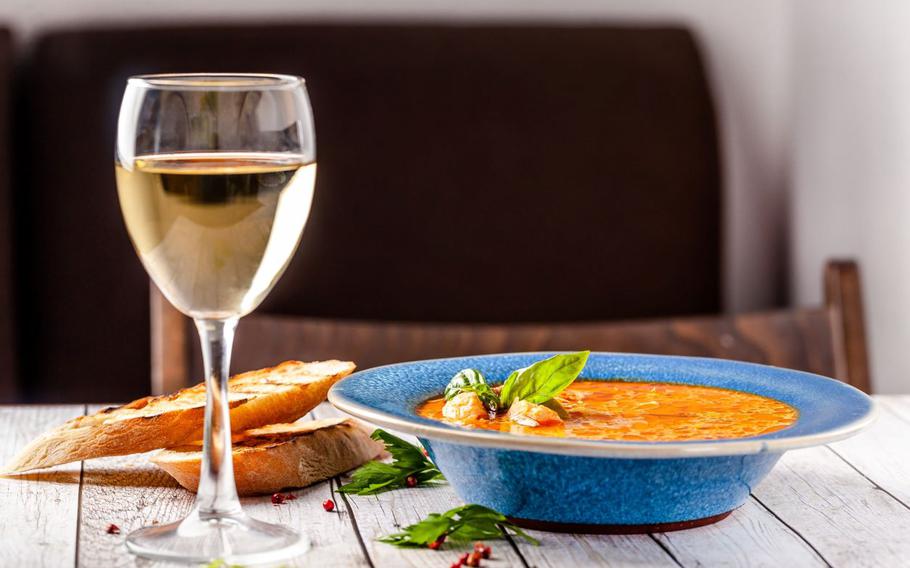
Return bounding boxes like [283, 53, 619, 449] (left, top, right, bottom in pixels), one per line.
[328, 353, 874, 532]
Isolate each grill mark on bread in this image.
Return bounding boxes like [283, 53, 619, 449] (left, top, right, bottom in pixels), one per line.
[4, 360, 355, 473]
[152, 418, 383, 495]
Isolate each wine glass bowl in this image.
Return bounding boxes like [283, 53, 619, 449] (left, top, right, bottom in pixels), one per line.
[114, 73, 315, 564]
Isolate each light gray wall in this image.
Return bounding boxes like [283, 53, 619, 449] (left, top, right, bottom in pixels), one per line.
[792, 0, 909, 393]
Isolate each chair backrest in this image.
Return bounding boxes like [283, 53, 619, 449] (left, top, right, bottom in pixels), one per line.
[0, 28, 15, 401]
[15, 24, 720, 402]
[153, 260, 872, 394]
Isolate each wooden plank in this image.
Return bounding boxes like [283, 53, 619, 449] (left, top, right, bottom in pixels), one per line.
[514, 531, 675, 568]
[654, 499, 825, 567]
[76, 448, 194, 567]
[826, 397, 910, 506]
[0, 405, 85, 567]
[76, 405, 369, 567]
[752, 443, 910, 567]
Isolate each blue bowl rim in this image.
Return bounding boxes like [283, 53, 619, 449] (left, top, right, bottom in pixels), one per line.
[328, 351, 876, 458]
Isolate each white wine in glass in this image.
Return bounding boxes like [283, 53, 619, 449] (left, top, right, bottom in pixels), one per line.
[114, 74, 316, 564]
[116, 153, 316, 318]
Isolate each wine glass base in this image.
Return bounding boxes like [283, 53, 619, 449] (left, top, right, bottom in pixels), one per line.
[125, 509, 308, 565]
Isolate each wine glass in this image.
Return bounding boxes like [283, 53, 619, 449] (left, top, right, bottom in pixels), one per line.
[114, 74, 316, 564]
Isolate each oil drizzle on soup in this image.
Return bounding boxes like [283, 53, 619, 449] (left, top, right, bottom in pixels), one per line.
[417, 381, 799, 441]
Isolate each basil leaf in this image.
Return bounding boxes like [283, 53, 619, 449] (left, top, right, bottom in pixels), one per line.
[500, 351, 590, 406]
[444, 369, 500, 412]
[444, 369, 487, 400]
[541, 398, 569, 419]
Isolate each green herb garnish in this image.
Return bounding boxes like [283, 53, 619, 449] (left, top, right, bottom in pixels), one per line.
[444, 369, 500, 412]
[499, 351, 590, 406]
[379, 504, 539, 548]
[338, 430, 445, 495]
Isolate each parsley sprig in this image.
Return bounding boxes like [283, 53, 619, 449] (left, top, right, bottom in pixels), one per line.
[338, 430, 445, 495]
[379, 504, 539, 548]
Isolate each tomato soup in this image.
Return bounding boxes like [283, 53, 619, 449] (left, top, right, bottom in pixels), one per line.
[417, 381, 798, 441]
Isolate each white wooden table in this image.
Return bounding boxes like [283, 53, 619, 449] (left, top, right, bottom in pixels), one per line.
[1, 397, 908, 567]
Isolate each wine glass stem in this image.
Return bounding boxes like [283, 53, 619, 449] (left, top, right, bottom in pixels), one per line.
[194, 317, 242, 518]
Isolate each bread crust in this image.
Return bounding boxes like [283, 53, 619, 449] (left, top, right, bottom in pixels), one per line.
[152, 418, 383, 495]
[4, 360, 355, 473]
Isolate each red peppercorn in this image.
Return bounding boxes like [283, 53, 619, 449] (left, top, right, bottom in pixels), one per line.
[482, 545, 492, 559]
[271, 492, 297, 505]
[322, 499, 335, 512]
[406, 476, 418, 488]
[106, 524, 120, 535]
[466, 552, 482, 567]
[450, 563, 462, 568]
[458, 552, 470, 564]
[428, 540, 441, 550]
[474, 542, 485, 551]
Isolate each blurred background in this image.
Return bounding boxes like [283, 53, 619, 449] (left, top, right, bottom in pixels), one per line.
[0, 1, 902, 401]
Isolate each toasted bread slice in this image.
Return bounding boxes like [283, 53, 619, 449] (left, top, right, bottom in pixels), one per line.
[5, 360, 355, 473]
[153, 418, 383, 495]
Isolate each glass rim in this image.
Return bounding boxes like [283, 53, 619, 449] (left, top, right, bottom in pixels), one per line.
[127, 73, 305, 90]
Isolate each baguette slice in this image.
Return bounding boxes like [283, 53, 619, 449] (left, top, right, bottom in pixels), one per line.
[5, 360, 355, 473]
[153, 418, 383, 495]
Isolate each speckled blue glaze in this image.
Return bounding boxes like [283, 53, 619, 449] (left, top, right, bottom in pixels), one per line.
[329, 352, 874, 527]
[419, 442, 780, 525]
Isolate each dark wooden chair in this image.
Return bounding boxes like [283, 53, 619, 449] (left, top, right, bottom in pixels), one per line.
[152, 259, 871, 394]
[0, 28, 15, 402]
[15, 24, 720, 402]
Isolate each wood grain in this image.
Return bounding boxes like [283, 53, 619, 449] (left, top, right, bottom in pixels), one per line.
[0, 405, 84, 567]
[827, 396, 910, 505]
[752, 444, 910, 567]
[654, 499, 826, 567]
[149, 284, 191, 396]
[514, 531, 676, 568]
[824, 261, 872, 393]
